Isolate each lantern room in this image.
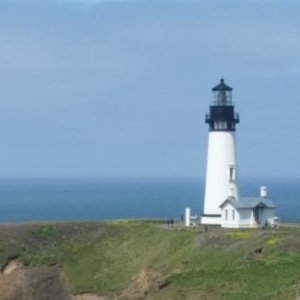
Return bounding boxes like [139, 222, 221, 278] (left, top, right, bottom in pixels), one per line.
[212, 78, 233, 106]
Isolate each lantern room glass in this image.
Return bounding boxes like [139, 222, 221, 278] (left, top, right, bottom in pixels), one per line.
[213, 90, 232, 106]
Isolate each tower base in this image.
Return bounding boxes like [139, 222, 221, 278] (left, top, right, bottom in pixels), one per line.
[201, 214, 221, 225]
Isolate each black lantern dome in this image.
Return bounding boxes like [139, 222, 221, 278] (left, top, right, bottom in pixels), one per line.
[212, 78, 232, 91]
[206, 79, 239, 131]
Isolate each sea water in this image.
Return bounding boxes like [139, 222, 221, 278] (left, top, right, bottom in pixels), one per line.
[0, 177, 298, 223]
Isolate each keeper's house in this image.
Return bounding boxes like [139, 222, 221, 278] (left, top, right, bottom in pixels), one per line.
[219, 187, 276, 228]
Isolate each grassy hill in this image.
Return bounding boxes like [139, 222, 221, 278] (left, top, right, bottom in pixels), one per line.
[0, 220, 300, 299]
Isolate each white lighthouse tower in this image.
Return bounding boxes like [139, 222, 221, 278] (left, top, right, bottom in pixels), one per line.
[201, 79, 240, 225]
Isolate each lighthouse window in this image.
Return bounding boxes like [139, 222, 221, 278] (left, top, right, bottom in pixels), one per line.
[232, 210, 235, 221]
[225, 209, 228, 220]
[229, 167, 233, 181]
[229, 166, 236, 182]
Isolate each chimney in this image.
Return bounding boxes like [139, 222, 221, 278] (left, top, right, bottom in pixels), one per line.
[260, 186, 268, 198]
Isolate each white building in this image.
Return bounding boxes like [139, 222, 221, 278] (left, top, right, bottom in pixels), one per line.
[201, 80, 276, 228]
[219, 197, 275, 228]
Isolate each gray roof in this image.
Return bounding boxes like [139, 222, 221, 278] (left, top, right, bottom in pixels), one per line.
[220, 197, 276, 210]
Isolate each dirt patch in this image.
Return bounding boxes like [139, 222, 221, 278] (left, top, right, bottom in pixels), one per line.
[0, 258, 110, 300]
[2, 259, 24, 275]
[119, 270, 162, 300]
[72, 275, 164, 300]
[73, 294, 110, 300]
[24, 267, 72, 300]
[0, 259, 72, 300]
[0, 259, 25, 300]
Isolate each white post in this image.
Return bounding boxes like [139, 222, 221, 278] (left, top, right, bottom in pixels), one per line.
[185, 208, 191, 227]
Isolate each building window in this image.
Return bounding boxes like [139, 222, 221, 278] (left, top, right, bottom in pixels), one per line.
[225, 209, 228, 220]
[232, 210, 235, 221]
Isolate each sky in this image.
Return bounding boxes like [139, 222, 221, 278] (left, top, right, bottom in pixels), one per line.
[0, 0, 299, 179]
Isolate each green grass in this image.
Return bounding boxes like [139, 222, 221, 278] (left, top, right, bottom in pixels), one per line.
[0, 221, 300, 299]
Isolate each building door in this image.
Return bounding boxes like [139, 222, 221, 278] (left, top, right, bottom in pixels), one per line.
[253, 207, 260, 225]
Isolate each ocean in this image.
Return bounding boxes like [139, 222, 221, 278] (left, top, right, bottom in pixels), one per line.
[0, 177, 298, 223]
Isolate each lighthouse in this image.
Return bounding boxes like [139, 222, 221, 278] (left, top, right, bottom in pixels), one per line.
[201, 79, 240, 225]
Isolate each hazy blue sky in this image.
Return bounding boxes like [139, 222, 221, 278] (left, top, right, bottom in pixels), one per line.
[0, 0, 299, 179]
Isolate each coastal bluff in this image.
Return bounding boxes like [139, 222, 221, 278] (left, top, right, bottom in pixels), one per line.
[0, 220, 299, 299]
